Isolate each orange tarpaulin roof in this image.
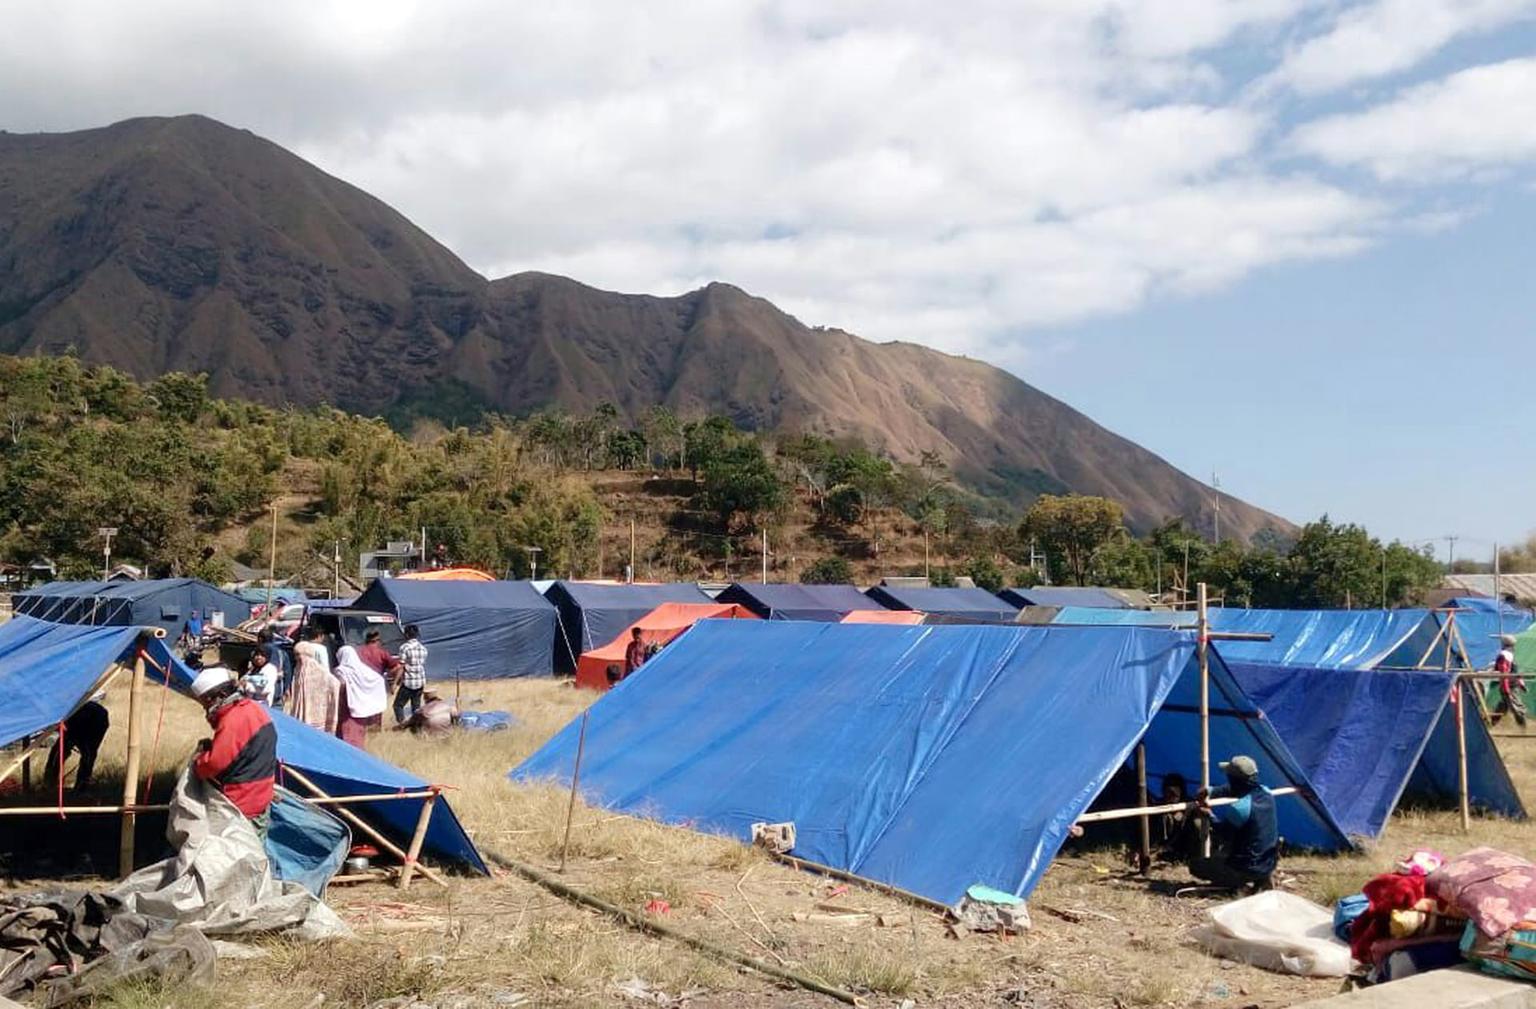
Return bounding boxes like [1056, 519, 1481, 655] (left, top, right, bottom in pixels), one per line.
[576, 602, 758, 690]
[841, 609, 926, 625]
[396, 568, 495, 582]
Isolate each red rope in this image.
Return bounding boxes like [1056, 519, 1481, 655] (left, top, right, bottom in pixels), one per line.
[55, 722, 66, 819]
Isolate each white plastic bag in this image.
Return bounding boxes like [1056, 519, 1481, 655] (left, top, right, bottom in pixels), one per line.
[1190, 890, 1354, 977]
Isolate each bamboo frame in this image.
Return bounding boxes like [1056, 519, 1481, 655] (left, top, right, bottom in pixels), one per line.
[1075, 787, 1300, 825]
[119, 652, 147, 878]
[1197, 582, 1211, 857]
[559, 709, 590, 873]
[398, 790, 439, 891]
[279, 764, 449, 888]
[1135, 743, 1150, 874]
[0, 661, 134, 787]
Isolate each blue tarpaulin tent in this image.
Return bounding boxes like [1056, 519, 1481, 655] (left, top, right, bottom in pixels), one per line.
[512, 621, 1347, 905]
[13, 579, 251, 639]
[0, 616, 485, 875]
[863, 585, 1019, 622]
[714, 583, 885, 621]
[999, 587, 1131, 610]
[353, 579, 557, 679]
[1440, 608, 1536, 669]
[545, 582, 713, 671]
[1225, 660, 1524, 837]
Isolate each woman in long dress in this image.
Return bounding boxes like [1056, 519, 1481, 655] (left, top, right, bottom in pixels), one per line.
[334, 643, 387, 749]
[288, 625, 340, 733]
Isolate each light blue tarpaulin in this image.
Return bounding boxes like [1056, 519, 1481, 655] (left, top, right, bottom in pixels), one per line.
[1439, 608, 1536, 670]
[353, 579, 557, 679]
[1224, 661, 1522, 836]
[999, 587, 1130, 610]
[714, 583, 885, 621]
[266, 788, 350, 896]
[545, 582, 713, 671]
[1054, 607, 1441, 669]
[863, 585, 1019, 622]
[512, 622, 1346, 905]
[13, 579, 252, 639]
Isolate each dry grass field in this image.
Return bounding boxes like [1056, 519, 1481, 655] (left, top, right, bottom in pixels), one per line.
[7, 674, 1536, 1009]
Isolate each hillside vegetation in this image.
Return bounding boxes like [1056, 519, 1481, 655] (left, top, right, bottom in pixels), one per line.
[0, 354, 1445, 608]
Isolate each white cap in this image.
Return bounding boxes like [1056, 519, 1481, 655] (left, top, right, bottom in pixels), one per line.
[189, 665, 234, 698]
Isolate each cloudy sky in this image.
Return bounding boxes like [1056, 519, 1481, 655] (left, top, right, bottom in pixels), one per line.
[4, 1, 1535, 552]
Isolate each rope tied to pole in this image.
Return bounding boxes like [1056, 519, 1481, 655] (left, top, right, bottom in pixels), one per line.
[55, 721, 67, 819]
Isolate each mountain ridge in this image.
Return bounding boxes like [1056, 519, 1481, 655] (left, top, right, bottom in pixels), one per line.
[0, 114, 1288, 539]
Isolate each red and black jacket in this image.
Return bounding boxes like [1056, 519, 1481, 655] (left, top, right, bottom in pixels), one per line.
[194, 697, 277, 818]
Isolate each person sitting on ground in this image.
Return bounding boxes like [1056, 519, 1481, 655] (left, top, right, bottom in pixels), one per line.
[605, 662, 624, 686]
[393, 624, 428, 725]
[624, 627, 648, 676]
[1492, 634, 1527, 729]
[1152, 772, 1190, 860]
[1187, 754, 1278, 892]
[393, 690, 458, 737]
[241, 650, 275, 706]
[44, 696, 110, 794]
[190, 665, 277, 836]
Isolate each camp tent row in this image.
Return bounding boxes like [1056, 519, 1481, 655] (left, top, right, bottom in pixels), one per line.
[0, 615, 486, 879]
[514, 620, 1351, 907]
[13, 579, 252, 639]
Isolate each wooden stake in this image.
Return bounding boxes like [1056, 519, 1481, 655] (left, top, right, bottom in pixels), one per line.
[398, 789, 440, 890]
[280, 764, 449, 888]
[118, 652, 146, 878]
[267, 500, 278, 612]
[559, 709, 591, 873]
[1135, 743, 1151, 874]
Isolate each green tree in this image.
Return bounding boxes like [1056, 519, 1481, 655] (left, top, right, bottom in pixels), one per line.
[1019, 494, 1126, 586]
[964, 555, 1006, 592]
[801, 556, 853, 584]
[697, 441, 785, 530]
[147, 372, 210, 424]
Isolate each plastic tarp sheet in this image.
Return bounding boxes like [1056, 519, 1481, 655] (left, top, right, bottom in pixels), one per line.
[0, 617, 144, 748]
[575, 603, 757, 690]
[1404, 681, 1526, 821]
[266, 788, 351, 896]
[1055, 607, 1440, 670]
[715, 583, 885, 622]
[546, 582, 714, 671]
[512, 622, 1346, 905]
[999, 587, 1130, 609]
[1226, 661, 1460, 837]
[353, 578, 557, 679]
[863, 585, 1019, 621]
[1191, 891, 1353, 977]
[1441, 608, 1536, 670]
[12, 579, 252, 637]
[141, 638, 488, 875]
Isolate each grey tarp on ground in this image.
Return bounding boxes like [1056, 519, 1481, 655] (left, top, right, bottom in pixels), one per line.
[111, 769, 348, 940]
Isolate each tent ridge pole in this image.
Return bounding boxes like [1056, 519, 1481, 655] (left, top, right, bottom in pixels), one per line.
[118, 647, 147, 878]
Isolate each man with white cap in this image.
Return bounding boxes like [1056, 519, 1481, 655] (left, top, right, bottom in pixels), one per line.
[1491, 634, 1527, 730]
[189, 664, 277, 835]
[1187, 753, 1278, 891]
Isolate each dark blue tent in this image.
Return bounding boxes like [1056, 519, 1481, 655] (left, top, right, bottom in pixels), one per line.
[13, 579, 251, 638]
[513, 621, 1347, 905]
[999, 587, 1131, 610]
[0, 616, 485, 875]
[1226, 660, 1524, 837]
[353, 579, 557, 679]
[714, 583, 885, 621]
[864, 585, 1019, 622]
[545, 582, 713, 671]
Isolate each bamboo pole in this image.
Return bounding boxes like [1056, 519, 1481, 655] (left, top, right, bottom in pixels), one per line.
[484, 847, 866, 1007]
[1135, 743, 1151, 874]
[118, 652, 147, 878]
[0, 804, 173, 816]
[767, 852, 949, 913]
[1444, 612, 1471, 832]
[397, 789, 439, 891]
[266, 500, 278, 611]
[1197, 582, 1210, 857]
[280, 764, 449, 888]
[629, 519, 636, 584]
[1075, 787, 1301, 825]
[559, 710, 590, 873]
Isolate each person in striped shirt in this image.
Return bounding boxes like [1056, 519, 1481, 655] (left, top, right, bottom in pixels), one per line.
[393, 624, 429, 725]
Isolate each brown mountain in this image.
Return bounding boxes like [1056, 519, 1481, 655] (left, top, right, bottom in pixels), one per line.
[0, 114, 1287, 539]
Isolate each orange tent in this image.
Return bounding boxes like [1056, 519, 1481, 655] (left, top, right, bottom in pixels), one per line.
[841, 609, 926, 625]
[576, 602, 757, 690]
[396, 568, 495, 582]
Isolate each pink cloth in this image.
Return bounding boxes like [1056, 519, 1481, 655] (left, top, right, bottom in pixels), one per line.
[288, 641, 340, 734]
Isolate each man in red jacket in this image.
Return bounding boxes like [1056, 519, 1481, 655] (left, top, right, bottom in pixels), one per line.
[190, 665, 278, 835]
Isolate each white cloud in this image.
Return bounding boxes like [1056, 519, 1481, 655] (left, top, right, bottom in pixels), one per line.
[1269, 0, 1536, 95]
[1292, 57, 1536, 180]
[0, 1, 1519, 359]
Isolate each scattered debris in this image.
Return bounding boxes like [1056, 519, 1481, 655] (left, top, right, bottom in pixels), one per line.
[643, 899, 671, 916]
[750, 822, 796, 854]
[951, 885, 1032, 934]
[613, 976, 706, 1006]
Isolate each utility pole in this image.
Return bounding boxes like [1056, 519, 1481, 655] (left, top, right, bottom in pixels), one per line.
[333, 540, 342, 599]
[1212, 472, 1221, 544]
[761, 528, 768, 584]
[267, 502, 278, 610]
[420, 526, 427, 569]
[1446, 534, 1459, 572]
[527, 546, 542, 581]
[1381, 547, 1388, 609]
[629, 519, 636, 584]
[923, 531, 931, 581]
[98, 527, 117, 581]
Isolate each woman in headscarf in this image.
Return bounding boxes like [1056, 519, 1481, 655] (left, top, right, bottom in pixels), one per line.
[289, 625, 341, 734]
[333, 643, 387, 749]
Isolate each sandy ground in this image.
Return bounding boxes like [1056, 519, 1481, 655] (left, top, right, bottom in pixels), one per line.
[6, 674, 1536, 1008]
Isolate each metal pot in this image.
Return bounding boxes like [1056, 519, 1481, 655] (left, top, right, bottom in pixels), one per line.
[344, 855, 371, 874]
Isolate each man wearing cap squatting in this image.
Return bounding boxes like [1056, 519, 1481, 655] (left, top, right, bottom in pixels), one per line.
[1188, 754, 1279, 892]
[189, 665, 278, 837]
